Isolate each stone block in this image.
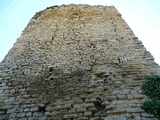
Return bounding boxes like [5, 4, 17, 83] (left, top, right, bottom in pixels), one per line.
[45, 112, 51, 116]
[94, 110, 106, 117]
[45, 107, 54, 112]
[84, 111, 92, 117]
[0, 114, 9, 120]
[101, 101, 110, 106]
[63, 114, 78, 119]
[9, 113, 17, 118]
[24, 108, 30, 112]
[7, 107, 17, 113]
[116, 95, 126, 100]
[62, 104, 71, 109]
[0, 105, 13, 111]
[26, 112, 32, 117]
[133, 94, 144, 99]
[30, 106, 39, 112]
[33, 112, 44, 117]
[17, 113, 26, 118]
[38, 117, 47, 120]
[0, 89, 4, 94]
[77, 108, 87, 113]
[141, 113, 154, 117]
[83, 103, 95, 109]
[73, 104, 82, 109]
[19, 118, 28, 120]
[126, 108, 143, 113]
[127, 95, 134, 99]
[28, 117, 37, 120]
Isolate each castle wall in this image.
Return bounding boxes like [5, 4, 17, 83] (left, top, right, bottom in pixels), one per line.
[0, 4, 159, 120]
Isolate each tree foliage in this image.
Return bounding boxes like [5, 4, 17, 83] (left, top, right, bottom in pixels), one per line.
[141, 75, 160, 119]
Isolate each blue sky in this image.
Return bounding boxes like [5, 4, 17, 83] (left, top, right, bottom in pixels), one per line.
[0, 0, 160, 64]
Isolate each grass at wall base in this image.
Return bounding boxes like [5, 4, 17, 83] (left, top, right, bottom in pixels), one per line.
[141, 75, 160, 120]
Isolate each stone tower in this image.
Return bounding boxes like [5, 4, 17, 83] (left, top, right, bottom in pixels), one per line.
[0, 4, 159, 120]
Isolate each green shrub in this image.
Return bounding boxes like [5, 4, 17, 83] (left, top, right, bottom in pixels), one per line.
[141, 99, 160, 119]
[141, 75, 160, 120]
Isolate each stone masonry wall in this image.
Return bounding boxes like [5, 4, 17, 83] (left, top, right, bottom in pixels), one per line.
[0, 4, 160, 120]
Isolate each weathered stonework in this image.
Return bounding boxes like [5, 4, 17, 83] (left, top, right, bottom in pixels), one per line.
[0, 4, 159, 120]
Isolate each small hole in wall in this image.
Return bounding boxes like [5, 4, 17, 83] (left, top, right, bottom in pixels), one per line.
[49, 67, 53, 72]
[81, 98, 85, 102]
[94, 99, 102, 110]
[39, 107, 45, 112]
[118, 57, 123, 63]
[96, 73, 104, 78]
[93, 97, 107, 117]
[44, 72, 47, 75]
[38, 105, 46, 113]
[71, 104, 73, 108]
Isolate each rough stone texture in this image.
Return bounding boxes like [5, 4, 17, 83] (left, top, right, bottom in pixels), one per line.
[0, 4, 160, 120]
